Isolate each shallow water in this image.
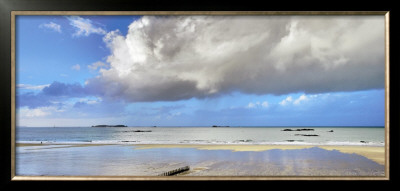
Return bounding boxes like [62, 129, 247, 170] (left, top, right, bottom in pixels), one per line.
[16, 126, 385, 146]
[16, 145, 385, 176]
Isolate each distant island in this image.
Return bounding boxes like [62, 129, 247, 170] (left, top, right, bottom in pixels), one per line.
[212, 125, 230, 127]
[92, 125, 127, 127]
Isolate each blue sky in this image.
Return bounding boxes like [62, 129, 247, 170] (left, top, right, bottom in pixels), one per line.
[15, 15, 385, 127]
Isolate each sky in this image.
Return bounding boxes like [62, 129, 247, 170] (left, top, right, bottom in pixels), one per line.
[15, 15, 386, 127]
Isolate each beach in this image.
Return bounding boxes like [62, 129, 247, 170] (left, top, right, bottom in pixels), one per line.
[15, 143, 385, 177]
[15, 127, 386, 177]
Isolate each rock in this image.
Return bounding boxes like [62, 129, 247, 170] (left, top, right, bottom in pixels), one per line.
[212, 125, 230, 127]
[122, 130, 152, 133]
[295, 134, 319, 136]
[236, 139, 252, 142]
[92, 125, 127, 127]
[297, 128, 314, 131]
[133, 130, 152, 132]
[282, 128, 314, 131]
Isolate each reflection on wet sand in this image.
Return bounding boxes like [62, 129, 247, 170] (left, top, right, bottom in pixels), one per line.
[16, 144, 385, 176]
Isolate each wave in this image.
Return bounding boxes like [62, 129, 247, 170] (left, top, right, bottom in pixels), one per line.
[16, 140, 385, 146]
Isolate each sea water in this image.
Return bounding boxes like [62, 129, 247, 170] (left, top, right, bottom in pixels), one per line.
[16, 126, 385, 146]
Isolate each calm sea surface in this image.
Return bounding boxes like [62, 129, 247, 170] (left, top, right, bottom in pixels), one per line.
[16, 126, 384, 146]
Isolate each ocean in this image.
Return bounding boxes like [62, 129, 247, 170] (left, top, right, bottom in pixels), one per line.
[16, 126, 385, 146]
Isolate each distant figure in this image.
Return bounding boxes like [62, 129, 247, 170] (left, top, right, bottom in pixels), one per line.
[40, 141, 42, 144]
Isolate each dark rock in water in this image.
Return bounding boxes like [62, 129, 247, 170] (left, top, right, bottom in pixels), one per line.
[286, 140, 304, 142]
[236, 139, 252, 142]
[212, 125, 230, 127]
[282, 128, 314, 131]
[122, 130, 152, 133]
[297, 128, 314, 131]
[133, 130, 152, 132]
[328, 130, 334, 132]
[92, 125, 127, 127]
[295, 134, 319, 136]
[360, 141, 368, 143]
[92, 125, 107, 127]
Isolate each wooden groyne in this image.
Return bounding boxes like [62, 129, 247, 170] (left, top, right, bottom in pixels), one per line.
[158, 166, 190, 176]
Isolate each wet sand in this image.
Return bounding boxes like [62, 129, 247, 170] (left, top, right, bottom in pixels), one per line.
[16, 143, 108, 149]
[318, 145, 385, 165]
[134, 144, 385, 165]
[15, 143, 385, 177]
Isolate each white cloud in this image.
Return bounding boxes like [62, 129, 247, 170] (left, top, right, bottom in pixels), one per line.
[247, 102, 256, 108]
[78, 97, 102, 105]
[279, 96, 293, 106]
[88, 61, 107, 71]
[67, 16, 107, 37]
[294, 94, 308, 105]
[18, 107, 52, 117]
[71, 64, 81, 71]
[84, 16, 384, 102]
[247, 101, 269, 108]
[279, 95, 310, 106]
[39, 22, 62, 33]
[17, 84, 50, 90]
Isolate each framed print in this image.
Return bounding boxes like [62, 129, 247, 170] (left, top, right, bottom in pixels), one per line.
[10, 11, 390, 181]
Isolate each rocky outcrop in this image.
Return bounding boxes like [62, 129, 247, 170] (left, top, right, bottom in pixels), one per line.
[282, 128, 314, 131]
[212, 125, 230, 127]
[122, 130, 152, 132]
[295, 134, 319, 136]
[92, 125, 127, 127]
[133, 130, 152, 132]
[286, 140, 304, 142]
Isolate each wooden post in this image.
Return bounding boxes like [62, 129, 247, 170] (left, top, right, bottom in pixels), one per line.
[158, 166, 190, 176]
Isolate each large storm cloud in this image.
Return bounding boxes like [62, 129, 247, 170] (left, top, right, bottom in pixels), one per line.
[85, 15, 384, 102]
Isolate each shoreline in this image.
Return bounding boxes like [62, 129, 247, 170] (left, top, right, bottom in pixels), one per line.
[16, 143, 385, 165]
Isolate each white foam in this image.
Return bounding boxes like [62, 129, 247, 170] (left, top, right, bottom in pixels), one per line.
[15, 140, 385, 147]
